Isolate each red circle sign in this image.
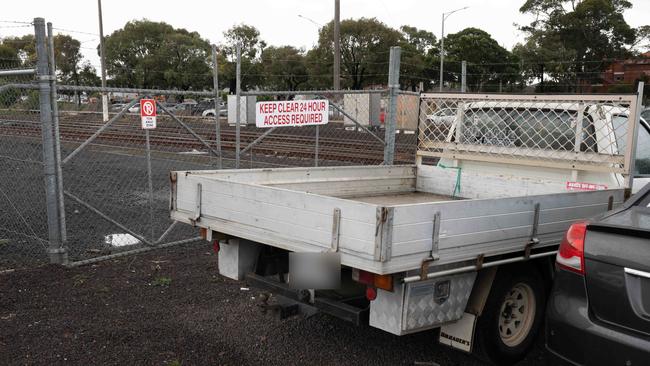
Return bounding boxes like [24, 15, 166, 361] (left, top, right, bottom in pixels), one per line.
[140, 99, 156, 117]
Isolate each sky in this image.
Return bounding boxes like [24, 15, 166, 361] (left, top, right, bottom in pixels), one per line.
[1, 0, 649, 71]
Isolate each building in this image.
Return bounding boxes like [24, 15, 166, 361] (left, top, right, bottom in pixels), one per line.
[599, 52, 650, 92]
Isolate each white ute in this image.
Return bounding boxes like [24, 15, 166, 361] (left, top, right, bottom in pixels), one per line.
[170, 90, 647, 365]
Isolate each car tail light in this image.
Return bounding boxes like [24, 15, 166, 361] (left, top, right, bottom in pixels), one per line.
[352, 269, 393, 291]
[556, 221, 588, 275]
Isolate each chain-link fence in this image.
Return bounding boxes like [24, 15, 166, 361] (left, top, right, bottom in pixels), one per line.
[0, 53, 48, 269]
[233, 90, 417, 169]
[0, 20, 418, 269]
[55, 88, 222, 263]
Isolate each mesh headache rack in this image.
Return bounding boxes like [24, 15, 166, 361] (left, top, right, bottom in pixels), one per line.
[417, 93, 641, 176]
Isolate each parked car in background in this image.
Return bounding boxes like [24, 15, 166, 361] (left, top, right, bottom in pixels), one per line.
[546, 182, 650, 365]
[110, 103, 127, 112]
[191, 99, 219, 116]
[425, 107, 457, 125]
[201, 102, 228, 117]
[174, 100, 198, 113]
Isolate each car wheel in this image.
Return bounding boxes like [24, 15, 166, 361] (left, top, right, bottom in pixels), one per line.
[474, 264, 545, 365]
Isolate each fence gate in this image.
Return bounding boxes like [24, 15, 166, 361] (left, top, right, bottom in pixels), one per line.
[57, 88, 223, 265]
[234, 90, 419, 169]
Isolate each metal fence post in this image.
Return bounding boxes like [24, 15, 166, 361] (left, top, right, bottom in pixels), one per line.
[461, 60, 467, 93]
[235, 44, 242, 169]
[47, 22, 67, 245]
[383, 46, 401, 165]
[34, 18, 66, 265]
[315, 125, 319, 167]
[211, 44, 222, 169]
[145, 128, 155, 242]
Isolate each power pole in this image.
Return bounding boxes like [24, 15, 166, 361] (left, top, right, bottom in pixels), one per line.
[439, 12, 445, 92]
[97, 0, 108, 122]
[333, 0, 341, 90]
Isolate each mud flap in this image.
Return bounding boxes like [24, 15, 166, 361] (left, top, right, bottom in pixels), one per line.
[438, 312, 477, 353]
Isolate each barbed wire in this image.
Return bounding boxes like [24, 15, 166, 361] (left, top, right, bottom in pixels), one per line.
[52, 27, 98, 37]
[0, 20, 32, 25]
[0, 25, 32, 29]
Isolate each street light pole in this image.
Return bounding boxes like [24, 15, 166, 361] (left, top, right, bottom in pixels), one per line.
[439, 6, 468, 92]
[97, 0, 108, 122]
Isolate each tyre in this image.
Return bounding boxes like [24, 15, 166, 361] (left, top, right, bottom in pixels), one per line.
[474, 264, 546, 365]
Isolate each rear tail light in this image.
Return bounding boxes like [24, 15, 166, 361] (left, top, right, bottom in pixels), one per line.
[556, 221, 588, 275]
[352, 269, 393, 291]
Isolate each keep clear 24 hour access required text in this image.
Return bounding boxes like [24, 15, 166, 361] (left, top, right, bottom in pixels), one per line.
[256, 99, 329, 128]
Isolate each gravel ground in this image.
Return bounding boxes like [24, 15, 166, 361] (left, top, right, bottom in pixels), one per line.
[0, 243, 548, 366]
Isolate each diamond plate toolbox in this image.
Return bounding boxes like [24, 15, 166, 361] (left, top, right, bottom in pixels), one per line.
[369, 272, 477, 335]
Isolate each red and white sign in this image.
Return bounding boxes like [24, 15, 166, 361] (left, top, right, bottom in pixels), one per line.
[140, 99, 157, 129]
[566, 181, 608, 191]
[256, 99, 329, 128]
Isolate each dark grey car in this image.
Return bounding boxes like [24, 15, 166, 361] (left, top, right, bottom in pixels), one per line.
[546, 182, 650, 365]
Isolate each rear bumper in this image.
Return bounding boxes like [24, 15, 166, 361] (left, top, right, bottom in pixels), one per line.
[545, 269, 650, 366]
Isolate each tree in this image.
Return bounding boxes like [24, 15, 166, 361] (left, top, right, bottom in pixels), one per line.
[517, 0, 637, 91]
[103, 20, 211, 90]
[444, 28, 520, 91]
[311, 18, 403, 89]
[52, 35, 83, 84]
[1, 35, 36, 66]
[260, 46, 308, 91]
[219, 24, 266, 92]
[632, 25, 650, 53]
[400, 26, 437, 54]
[77, 61, 101, 86]
[399, 26, 438, 91]
[0, 42, 21, 77]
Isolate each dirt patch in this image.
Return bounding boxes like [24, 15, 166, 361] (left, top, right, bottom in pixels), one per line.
[0, 243, 547, 365]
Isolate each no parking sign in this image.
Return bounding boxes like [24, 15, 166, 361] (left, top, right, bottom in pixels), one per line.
[140, 99, 157, 129]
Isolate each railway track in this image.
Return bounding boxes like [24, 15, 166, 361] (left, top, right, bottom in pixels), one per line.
[0, 112, 417, 165]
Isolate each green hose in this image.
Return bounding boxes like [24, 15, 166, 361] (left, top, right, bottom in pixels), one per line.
[438, 163, 462, 198]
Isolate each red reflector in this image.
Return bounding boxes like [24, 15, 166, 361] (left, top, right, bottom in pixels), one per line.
[365, 287, 377, 301]
[556, 221, 588, 275]
[212, 240, 220, 253]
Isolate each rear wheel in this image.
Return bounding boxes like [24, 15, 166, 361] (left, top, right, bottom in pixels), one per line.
[474, 264, 545, 365]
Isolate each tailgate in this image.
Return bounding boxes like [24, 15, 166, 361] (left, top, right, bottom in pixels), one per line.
[584, 207, 650, 336]
[170, 171, 381, 259]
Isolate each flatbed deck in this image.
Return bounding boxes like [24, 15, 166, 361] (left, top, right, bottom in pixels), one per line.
[170, 164, 624, 274]
[346, 192, 455, 205]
